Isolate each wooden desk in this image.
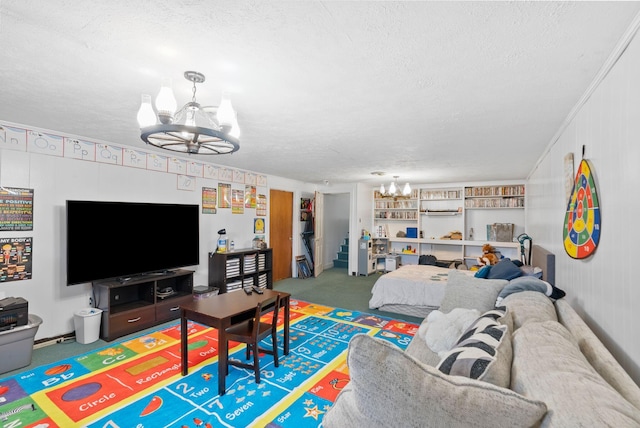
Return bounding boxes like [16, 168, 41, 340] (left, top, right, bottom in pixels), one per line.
[180, 289, 290, 396]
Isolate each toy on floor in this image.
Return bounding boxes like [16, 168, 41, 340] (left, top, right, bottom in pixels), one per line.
[477, 244, 500, 266]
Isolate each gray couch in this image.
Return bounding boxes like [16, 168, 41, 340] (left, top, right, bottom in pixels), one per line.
[324, 272, 640, 427]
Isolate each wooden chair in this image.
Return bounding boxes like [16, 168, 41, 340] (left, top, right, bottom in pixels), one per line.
[224, 294, 281, 384]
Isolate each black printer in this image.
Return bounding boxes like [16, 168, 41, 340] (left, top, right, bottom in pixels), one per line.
[0, 297, 28, 331]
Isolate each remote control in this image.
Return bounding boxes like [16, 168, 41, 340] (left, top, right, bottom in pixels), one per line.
[252, 286, 264, 294]
[244, 287, 252, 295]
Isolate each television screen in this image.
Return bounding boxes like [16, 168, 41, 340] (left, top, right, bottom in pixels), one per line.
[66, 201, 199, 285]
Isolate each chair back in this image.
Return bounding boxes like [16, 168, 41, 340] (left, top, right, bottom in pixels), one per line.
[260, 294, 281, 321]
[247, 294, 280, 338]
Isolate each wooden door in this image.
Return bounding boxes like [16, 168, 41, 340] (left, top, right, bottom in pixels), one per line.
[269, 189, 293, 282]
[314, 191, 324, 277]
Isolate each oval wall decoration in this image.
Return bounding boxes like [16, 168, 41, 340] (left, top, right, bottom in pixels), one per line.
[563, 158, 601, 259]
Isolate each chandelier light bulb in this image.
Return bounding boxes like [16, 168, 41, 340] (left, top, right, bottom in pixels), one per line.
[388, 181, 397, 195]
[137, 94, 156, 127]
[155, 78, 177, 124]
[403, 182, 411, 196]
[380, 184, 385, 194]
[229, 112, 240, 139]
[217, 93, 235, 131]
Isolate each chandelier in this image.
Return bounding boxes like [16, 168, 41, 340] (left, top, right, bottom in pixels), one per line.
[380, 176, 412, 199]
[137, 71, 240, 155]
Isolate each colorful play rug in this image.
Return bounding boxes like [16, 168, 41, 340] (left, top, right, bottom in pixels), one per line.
[0, 299, 418, 427]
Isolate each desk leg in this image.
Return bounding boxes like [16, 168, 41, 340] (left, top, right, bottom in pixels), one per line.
[181, 311, 188, 376]
[284, 296, 290, 355]
[218, 323, 229, 396]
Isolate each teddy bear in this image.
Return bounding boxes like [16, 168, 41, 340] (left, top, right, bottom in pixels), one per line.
[477, 243, 500, 266]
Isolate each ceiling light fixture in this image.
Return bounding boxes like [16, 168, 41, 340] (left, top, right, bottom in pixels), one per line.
[137, 71, 240, 155]
[379, 176, 412, 199]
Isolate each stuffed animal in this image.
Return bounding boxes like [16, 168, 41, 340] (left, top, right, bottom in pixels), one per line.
[477, 243, 499, 266]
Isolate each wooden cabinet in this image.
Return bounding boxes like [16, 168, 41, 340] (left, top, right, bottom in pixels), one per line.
[93, 269, 194, 341]
[208, 248, 273, 294]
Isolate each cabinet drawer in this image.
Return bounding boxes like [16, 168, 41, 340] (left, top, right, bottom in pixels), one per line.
[155, 295, 192, 323]
[106, 306, 156, 340]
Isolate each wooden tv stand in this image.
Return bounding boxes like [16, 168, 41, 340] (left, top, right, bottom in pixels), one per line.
[92, 269, 194, 341]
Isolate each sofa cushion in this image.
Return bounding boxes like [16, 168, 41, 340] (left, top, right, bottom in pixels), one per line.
[439, 270, 507, 313]
[437, 307, 513, 388]
[323, 334, 547, 428]
[501, 290, 557, 330]
[511, 320, 640, 426]
[404, 331, 441, 367]
[555, 299, 640, 410]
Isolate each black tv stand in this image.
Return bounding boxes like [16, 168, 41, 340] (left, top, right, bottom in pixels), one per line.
[94, 269, 194, 341]
[117, 270, 176, 284]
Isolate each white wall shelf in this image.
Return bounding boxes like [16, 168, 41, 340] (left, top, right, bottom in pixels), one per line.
[374, 184, 525, 266]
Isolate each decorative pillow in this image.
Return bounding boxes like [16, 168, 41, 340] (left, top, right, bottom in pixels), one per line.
[437, 307, 512, 388]
[487, 258, 523, 281]
[422, 308, 481, 357]
[496, 276, 566, 306]
[511, 321, 640, 426]
[474, 265, 491, 278]
[439, 270, 507, 313]
[322, 334, 547, 428]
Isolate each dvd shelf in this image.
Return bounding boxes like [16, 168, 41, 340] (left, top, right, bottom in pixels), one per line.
[208, 248, 273, 294]
[371, 183, 525, 268]
[464, 185, 525, 209]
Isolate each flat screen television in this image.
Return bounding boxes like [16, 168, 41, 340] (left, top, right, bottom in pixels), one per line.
[66, 200, 199, 285]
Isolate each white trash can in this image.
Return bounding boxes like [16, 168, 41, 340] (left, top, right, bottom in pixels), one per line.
[74, 308, 103, 344]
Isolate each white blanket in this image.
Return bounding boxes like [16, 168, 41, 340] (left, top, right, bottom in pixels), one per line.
[368, 264, 474, 310]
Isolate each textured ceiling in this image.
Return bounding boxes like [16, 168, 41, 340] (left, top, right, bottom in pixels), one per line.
[1, 1, 639, 186]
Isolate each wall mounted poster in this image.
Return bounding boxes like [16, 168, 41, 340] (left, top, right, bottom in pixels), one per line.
[256, 194, 267, 216]
[218, 183, 231, 208]
[202, 187, 217, 214]
[563, 158, 600, 259]
[0, 237, 33, 282]
[245, 185, 256, 208]
[232, 189, 245, 214]
[254, 218, 265, 233]
[564, 153, 574, 203]
[0, 187, 34, 231]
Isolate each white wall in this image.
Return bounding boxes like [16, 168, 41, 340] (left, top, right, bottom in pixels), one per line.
[0, 122, 316, 341]
[526, 22, 640, 383]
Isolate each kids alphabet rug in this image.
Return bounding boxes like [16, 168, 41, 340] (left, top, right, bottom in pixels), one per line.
[0, 299, 418, 427]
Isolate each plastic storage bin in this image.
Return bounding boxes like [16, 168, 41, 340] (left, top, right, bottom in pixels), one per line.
[0, 314, 42, 374]
[74, 308, 103, 344]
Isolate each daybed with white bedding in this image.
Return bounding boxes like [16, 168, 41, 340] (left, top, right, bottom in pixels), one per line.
[368, 264, 473, 317]
[368, 245, 556, 318]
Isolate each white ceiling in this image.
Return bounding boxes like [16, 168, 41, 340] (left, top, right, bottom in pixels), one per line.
[1, 1, 639, 187]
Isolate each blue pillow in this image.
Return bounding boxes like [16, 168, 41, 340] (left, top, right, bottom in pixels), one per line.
[487, 259, 523, 281]
[474, 265, 491, 278]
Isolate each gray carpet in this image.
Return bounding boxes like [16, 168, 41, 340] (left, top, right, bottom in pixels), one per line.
[1, 268, 421, 378]
[273, 267, 423, 324]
